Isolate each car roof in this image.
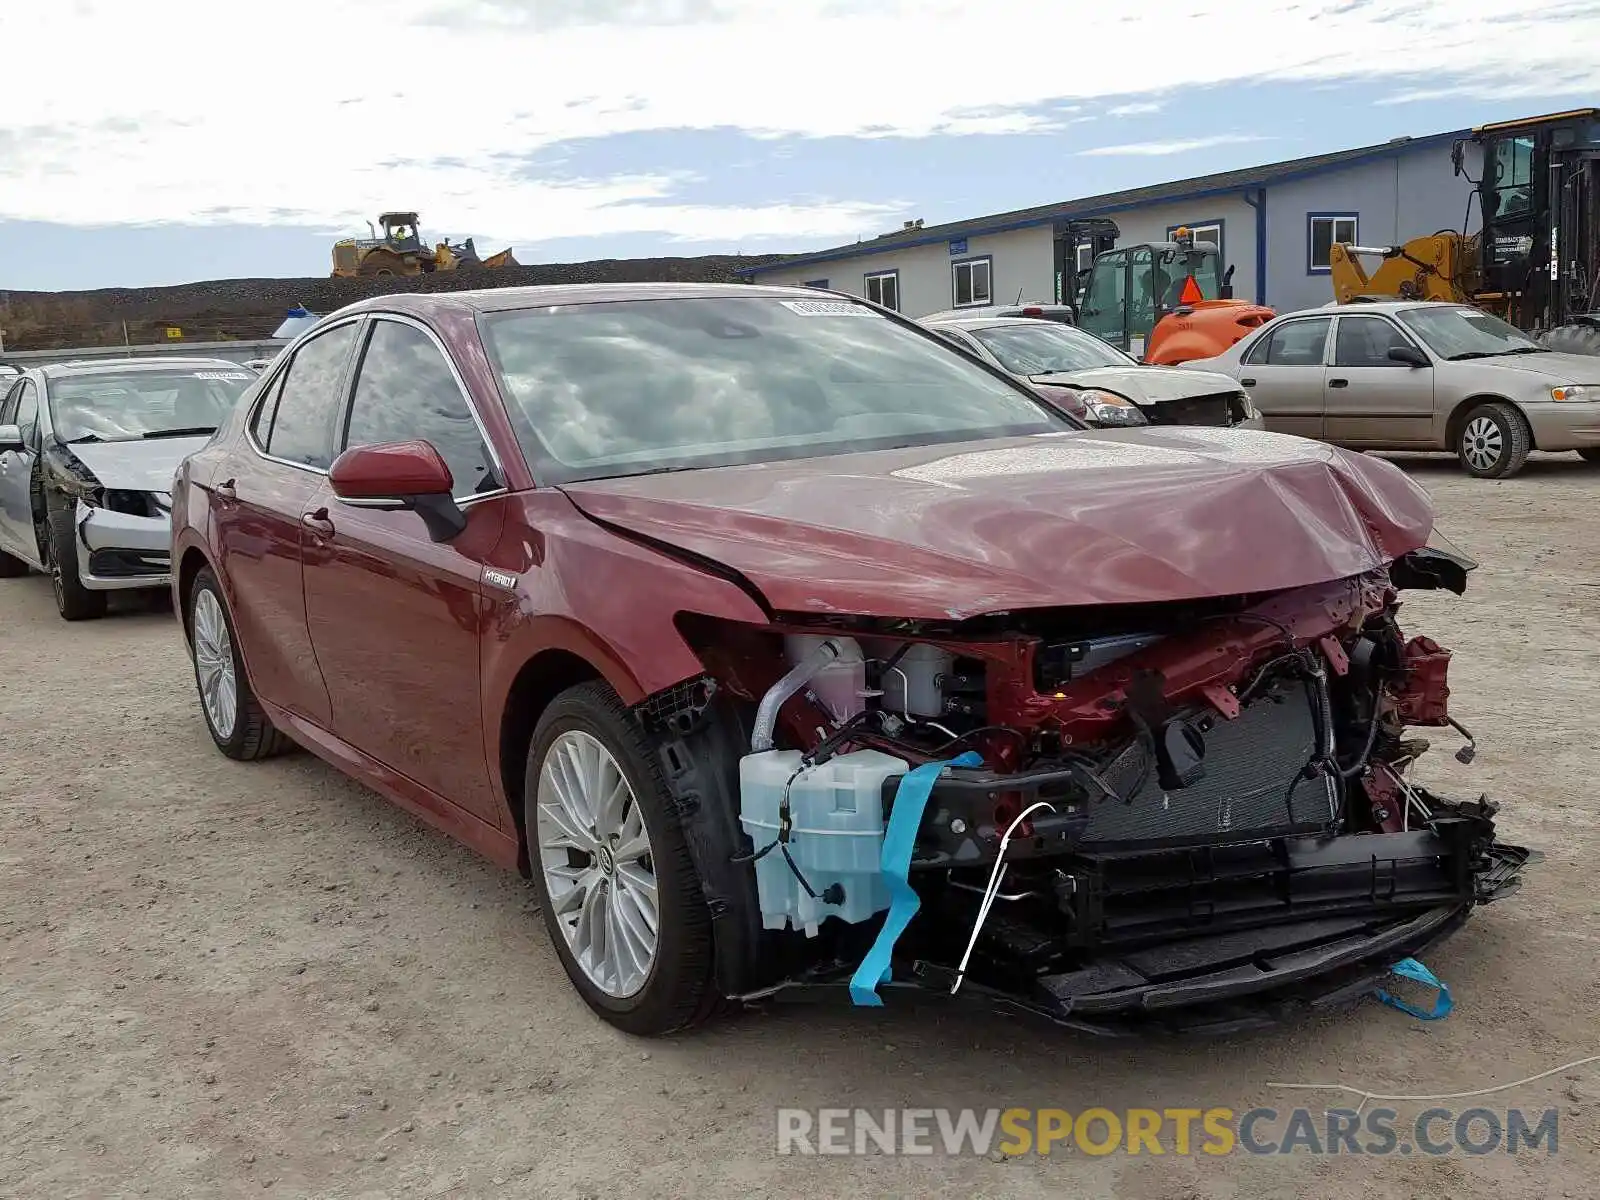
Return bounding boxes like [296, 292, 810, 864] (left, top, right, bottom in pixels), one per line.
[922, 315, 1079, 331]
[41, 356, 250, 380]
[333, 281, 838, 319]
[1288, 300, 1470, 318]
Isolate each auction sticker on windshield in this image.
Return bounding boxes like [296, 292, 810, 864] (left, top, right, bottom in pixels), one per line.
[194, 372, 252, 381]
[779, 299, 881, 317]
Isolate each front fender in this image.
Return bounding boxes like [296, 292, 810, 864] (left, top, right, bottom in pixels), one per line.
[480, 489, 772, 811]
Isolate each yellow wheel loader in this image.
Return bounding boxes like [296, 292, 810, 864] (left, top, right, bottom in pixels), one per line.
[330, 212, 520, 278]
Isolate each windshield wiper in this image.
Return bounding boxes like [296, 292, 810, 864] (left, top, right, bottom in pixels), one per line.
[142, 426, 216, 439]
[62, 433, 106, 444]
[1445, 347, 1548, 361]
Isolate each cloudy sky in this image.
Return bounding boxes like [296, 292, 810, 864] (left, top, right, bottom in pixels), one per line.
[0, 0, 1594, 290]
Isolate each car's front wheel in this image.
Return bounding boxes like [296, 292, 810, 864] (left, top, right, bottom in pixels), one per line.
[1457, 401, 1531, 479]
[187, 567, 291, 760]
[525, 682, 716, 1035]
[45, 507, 106, 620]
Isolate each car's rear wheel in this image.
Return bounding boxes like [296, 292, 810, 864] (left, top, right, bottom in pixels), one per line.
[1457, 401, 1531, 479]
[524, 682, 716, 1035]
[45, 507, 106, 620]
[188, 567, 291, 760]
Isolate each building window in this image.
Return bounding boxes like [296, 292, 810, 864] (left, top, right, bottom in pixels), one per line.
[864, 270, 899, 311]
[1168, 220, 1224, 265]
[1075, 243, 1096, 273]
[952, 256, 993, 307]
[802, 279, 829, 289]
[1307, 214, 1358, 274]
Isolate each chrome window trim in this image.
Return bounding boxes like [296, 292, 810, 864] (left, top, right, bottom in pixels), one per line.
[243, 311, 512, 506]
[344, 312, 510, 504]
[243, 314, 368, 477]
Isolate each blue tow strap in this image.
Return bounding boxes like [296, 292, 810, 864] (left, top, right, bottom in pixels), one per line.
[1376, 956, 1454, 1021]
[850, 752, 983, 1007]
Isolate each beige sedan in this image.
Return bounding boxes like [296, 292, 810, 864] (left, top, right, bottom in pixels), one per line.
[1188, 300, 1600, 478]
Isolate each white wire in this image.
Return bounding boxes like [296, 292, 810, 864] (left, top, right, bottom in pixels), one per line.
[1272, 1053, 1600, 1104]
[950, 800, 1055, 994]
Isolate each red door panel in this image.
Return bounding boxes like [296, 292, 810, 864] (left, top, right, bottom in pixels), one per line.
[302, 494, 507, 825]
[212, 451, 332, 726]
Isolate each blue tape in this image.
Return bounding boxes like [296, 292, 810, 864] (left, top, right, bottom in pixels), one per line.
[849, 752, 983, 1007]
[1375, 956, 1454, 1021]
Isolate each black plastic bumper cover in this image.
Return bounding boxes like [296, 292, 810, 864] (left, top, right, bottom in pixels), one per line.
[740, 831, 1533, 1035]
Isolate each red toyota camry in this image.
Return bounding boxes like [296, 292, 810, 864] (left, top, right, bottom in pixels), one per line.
[170, 283, 1528, 1037]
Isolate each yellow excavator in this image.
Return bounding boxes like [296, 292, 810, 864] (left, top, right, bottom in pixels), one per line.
[1326, 109, 1600, 355]
[331, 212, 521, 278]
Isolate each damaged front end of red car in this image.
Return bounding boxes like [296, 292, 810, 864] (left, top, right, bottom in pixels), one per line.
[631, 539, 1532, 1036]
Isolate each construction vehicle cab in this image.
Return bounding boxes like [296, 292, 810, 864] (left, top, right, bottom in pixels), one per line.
[1064, 227, 1272, 364]
[376, 212, 426, 254]
[1455, 108, 1600, 353]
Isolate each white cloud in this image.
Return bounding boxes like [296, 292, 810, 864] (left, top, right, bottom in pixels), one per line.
[1078, 134, 1272, 157]
[0, 0, 1595, 251]
[1106, 101, 1164, 117]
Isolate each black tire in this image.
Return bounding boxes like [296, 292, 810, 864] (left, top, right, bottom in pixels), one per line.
[45, 507, 106, 620]
[186, 567, 292, 760]
[1456, 401, 1532, 479]
[524, 681, 716, 1036]
[1578, 448, 1600, 464]
[0, 549, 28, 578]
[1539, 322, 1600, 357]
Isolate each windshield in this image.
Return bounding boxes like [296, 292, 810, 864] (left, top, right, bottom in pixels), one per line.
[48, 368, 253, 443]
[967, 322, 1133, 375]
[480, 296, 1072, 483]
[1396, 306, 1546, 360]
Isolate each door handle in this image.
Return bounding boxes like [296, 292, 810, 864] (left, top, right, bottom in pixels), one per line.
[301, 508, 335, 537]
[1240, 378, 1256, 388]
[1328, 378, 1349, 388]
[214, 477, 237, 501]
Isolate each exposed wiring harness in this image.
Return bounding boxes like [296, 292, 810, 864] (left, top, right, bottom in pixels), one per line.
[949, 800, 1056, 995]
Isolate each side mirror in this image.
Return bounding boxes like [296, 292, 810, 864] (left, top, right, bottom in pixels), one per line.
[0, 423, 22, 453]
[1388, 345, 1430, 368]
[329, 439, 466, 542]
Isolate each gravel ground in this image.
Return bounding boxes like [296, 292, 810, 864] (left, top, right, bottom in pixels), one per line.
[2, 453, 1597, 1199]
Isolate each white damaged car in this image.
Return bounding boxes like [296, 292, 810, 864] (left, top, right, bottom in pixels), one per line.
[0, 358, 255, 619]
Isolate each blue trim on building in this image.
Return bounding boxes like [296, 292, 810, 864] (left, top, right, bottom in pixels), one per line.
[1244, 188, 1267, 305]
[738, 130, 1467, 278]
[950, 255, 994, 307]
[1306, 211, 1360, 275]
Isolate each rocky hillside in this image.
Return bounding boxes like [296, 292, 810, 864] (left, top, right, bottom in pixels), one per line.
[0, 253, 787, 351]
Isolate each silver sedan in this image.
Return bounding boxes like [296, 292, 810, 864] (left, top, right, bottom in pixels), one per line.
[1188, 300, 1600, 478]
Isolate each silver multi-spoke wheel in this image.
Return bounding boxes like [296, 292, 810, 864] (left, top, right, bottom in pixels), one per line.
[1462, 416, 1503, 473]
[192, 589, 238, 739]
[535, 730, 659, 999]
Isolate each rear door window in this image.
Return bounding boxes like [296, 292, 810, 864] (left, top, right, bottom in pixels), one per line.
[263, 323, 361, 469]
[1249, 318, 1332, 366]
[342, 318, 500, 499]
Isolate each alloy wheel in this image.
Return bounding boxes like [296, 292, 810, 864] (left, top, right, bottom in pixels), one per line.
[1462, 416, 1503, 473]
[535, 730, 659, 998]
[192, 590, 238, 739]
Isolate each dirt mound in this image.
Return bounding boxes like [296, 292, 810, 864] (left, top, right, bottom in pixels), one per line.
[0, 254, 786, 351]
